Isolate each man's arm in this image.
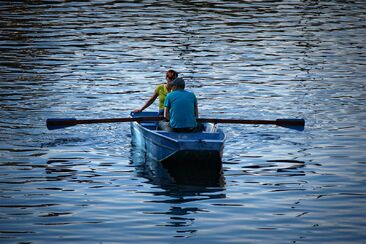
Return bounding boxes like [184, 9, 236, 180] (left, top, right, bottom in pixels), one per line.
[164, 94, 171, 121]
[194, 95, 198, 117]
[164, 106, 170, 121]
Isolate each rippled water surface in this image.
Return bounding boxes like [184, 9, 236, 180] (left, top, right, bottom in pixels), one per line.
[1, 1, 366, 243]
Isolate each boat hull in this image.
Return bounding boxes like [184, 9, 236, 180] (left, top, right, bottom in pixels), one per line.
[131, 112, 225, 162]
[130, 112, 226, 185]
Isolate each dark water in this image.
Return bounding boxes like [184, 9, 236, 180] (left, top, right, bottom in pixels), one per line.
[1, 1, 366, 243]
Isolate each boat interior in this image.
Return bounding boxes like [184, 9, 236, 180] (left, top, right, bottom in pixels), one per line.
[140, 121, 224, 140]
[131, 111, 225, 140]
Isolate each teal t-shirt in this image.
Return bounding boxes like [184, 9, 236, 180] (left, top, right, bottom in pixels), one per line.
[164, 90, 197, 128]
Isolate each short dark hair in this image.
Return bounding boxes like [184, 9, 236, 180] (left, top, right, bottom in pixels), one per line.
[170, 77, 185, 89]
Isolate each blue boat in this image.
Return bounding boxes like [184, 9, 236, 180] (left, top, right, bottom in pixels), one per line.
[130, 112, 226, 185]
[47, 111, 303, 185]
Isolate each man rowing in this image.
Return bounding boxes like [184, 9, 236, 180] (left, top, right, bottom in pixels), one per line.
[160, 77, 199, 132]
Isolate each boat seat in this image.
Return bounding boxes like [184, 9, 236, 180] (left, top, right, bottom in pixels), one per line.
[140, 122, 158, 130]
[157, 131, 223, 140]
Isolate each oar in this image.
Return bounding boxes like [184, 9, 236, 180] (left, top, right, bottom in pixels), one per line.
[197, 118, 305, 131]
[46, 116, 164, 130]
[47, 116, 304, 131]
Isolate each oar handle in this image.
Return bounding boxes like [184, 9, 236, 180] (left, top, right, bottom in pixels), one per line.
[275, 119, 305, 127]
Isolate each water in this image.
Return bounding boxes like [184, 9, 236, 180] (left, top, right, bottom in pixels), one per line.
[1, 0, 366, 243]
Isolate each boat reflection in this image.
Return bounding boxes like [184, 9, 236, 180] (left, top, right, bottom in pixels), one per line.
[130, 144, 225, 187]
[130, 144, 226, 238]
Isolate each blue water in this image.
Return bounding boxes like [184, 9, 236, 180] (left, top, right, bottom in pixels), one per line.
[1, 1, 366, 243]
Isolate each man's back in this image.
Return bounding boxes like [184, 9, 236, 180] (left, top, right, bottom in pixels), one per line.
[164, 90, 197, 129]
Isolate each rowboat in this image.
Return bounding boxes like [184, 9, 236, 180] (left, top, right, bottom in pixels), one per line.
[130, 112, 226, 185]
[46, 112, 303, 185]
[130, 111, 226, 163]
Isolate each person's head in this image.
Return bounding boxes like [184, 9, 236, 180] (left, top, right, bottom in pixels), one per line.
[170, 77, 185, 90]
[166, 70, 178, 83]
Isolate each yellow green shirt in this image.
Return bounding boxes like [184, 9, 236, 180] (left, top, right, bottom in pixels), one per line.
[155, 84, 169, 110]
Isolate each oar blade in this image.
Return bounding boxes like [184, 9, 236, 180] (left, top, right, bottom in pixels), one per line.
[275, 119, 305, 131]
[46, 118, 77, 130]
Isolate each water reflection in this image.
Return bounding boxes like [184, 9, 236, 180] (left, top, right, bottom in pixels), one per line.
[242, 159, 306, 177]
[130, 145, 226, 238]
[1, 0, 366, 242]
[130, 145, 226, 188]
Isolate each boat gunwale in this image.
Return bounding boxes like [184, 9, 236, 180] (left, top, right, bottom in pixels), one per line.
[132, 121, 226, 144]
[132, 121, 179, 143]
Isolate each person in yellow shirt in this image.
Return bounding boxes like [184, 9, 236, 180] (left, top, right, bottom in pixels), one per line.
[133, 70, 178, 115]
